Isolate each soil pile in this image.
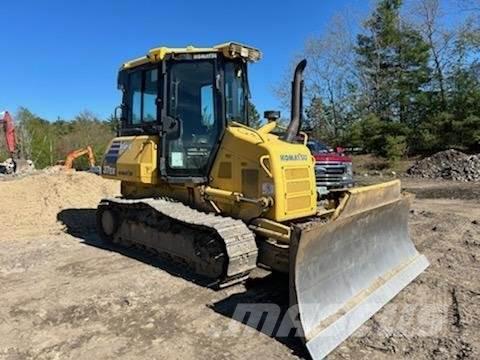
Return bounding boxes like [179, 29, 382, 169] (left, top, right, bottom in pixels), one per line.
[407, 149, 480, 181]
[0, 169, 119, 240]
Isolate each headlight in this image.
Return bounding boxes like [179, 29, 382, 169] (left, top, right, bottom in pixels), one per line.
[345, 163, 353, 178]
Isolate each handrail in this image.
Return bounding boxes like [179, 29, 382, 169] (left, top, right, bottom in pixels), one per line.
[299, 131, 309, 145]
[229, 121, 266, 143]
[260, 155, 273, 178]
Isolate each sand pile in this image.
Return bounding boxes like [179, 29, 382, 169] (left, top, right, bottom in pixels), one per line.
[407, 149, 480, 181]
[0, 168, 119, 240]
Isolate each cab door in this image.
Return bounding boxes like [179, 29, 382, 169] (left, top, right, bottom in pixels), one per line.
[163, 59, 222, 179]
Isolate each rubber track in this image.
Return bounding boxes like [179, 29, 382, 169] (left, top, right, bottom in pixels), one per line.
[100, 197, 258, 287]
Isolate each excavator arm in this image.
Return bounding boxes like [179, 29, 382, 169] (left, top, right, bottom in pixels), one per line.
[64, 145, 96, 170]
[0, 111, 17, 156]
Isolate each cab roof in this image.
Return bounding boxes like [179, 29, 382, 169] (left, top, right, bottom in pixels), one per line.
[121, 42, 262, 70]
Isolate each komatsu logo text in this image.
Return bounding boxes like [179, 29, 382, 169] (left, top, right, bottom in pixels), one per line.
[280, 153, 308, 162]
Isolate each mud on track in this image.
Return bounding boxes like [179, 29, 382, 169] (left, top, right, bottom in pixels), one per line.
[0, 171, 479, 359]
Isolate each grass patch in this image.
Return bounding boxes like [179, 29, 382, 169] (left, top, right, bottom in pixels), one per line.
[352, 154, 418, 176]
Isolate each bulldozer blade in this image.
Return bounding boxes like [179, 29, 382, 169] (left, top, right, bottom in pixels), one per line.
[289, 180, 429, 360]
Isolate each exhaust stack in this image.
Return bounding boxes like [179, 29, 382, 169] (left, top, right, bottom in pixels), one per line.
[284, 59, 307, 142]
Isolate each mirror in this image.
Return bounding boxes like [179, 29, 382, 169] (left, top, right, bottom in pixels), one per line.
[117, 70, 127, 90]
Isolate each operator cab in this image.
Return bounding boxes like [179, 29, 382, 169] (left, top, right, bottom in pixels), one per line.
[115, 43, 261, 180]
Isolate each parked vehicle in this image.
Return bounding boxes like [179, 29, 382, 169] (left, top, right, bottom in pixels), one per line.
[306, 139, 354, 196]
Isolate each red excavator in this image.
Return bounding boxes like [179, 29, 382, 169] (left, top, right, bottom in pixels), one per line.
[0, 110, 18, 173]
[0, 110, 35, 174]
[0, 111, 17, 155]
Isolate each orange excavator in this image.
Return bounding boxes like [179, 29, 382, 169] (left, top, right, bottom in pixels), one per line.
[64, 145, 96, 170]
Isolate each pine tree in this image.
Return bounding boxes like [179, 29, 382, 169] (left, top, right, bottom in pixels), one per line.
[247, 101, 262, 128]
[356, 0, 430, 125]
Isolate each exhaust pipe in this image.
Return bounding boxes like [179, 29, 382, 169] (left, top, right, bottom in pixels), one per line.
[284, 59, 307, 143]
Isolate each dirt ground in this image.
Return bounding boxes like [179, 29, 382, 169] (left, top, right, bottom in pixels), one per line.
[0, 171, 479, 359]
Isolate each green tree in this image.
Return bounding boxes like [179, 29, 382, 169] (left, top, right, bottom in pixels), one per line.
[10, 108, 115, 170]
[356, 0, 430, 125]
[305, 96, 339, 144]
[55, 111, 114, 169]
[274, 0, 480, 156]
[358, 113, 385, 154]
[385, 135, 408, 164]
[247, 101, 262, 128]
[15, 107, 56, 168]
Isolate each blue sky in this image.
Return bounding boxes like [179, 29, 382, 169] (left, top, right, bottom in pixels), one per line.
[0, 0, 460, 121]
[1, 0, 367, 120]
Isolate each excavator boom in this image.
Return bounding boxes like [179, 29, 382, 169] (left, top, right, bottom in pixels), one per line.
[0, 111, 17, 155]
[64, 145, 95, 170]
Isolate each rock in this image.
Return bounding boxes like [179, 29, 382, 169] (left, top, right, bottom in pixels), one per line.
[406, 149, 480, 182]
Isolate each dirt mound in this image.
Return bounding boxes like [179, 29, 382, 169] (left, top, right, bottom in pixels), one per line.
[0, 169, 119, 240]
[407, 149, 480, 181]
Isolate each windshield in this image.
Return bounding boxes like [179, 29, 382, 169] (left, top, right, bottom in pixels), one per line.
[225, 61, 248, 124]
[307, 140, 330, 154]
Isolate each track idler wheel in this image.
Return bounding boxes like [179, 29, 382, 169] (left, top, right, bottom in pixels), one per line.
[96, 205, 119, 243]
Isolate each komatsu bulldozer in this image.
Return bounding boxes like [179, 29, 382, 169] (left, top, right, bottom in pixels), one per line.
[97, 42, 429, 359]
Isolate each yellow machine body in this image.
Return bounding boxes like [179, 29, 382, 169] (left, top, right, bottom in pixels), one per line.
[102, 136, 159, 184]
[102, 122, 317, 224]
[98, 42, 429, 360]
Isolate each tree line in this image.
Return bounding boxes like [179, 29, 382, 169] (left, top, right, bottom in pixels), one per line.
[0, 106, 258, 170]
[278, 0, 480, 161]
[3, 1, 478, 169]
[0, 107, 115, 169]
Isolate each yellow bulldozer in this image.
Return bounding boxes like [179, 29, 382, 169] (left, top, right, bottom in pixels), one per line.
[97, 42, 429, 359]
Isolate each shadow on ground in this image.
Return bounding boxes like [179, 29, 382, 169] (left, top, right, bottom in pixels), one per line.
[57, 208, 308, 359]
[57, 208, 220, 287]
[209, 274, 308, 358]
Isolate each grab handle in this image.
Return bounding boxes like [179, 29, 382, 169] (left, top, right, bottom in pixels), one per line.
[260, 155, 273, 178]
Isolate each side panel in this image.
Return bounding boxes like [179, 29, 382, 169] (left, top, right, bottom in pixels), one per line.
[209, 126, 317, 223]
[269, 147, 317, 221]
[209, 127, 270, 221]
[101, 135, 159, 184]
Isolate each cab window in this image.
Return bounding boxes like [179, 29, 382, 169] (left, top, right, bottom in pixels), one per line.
[129, 72, 142, 124]
[225, 62, 247, 124]
[143, 69, 158, 122]
[127, 68, 159, 124]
